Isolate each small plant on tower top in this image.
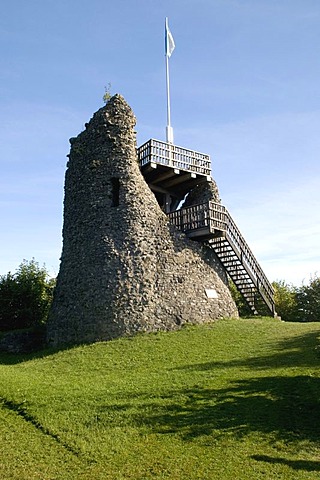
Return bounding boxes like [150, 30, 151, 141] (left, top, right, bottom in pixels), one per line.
[103, 82, 112, 104]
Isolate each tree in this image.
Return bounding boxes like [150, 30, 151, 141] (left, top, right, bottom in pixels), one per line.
[272, 280, 298, 322]
[296, 275, 320, 322]
[0, 259, 55, 331]
[229, 275, 320, 322]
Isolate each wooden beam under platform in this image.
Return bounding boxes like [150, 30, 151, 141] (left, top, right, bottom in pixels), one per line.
[151, 169, 181, 184]
[142, 162, 157, 174]
[163, 172, 197, 188]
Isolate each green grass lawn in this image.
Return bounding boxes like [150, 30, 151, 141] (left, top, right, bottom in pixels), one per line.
[0, 317, 319, 479]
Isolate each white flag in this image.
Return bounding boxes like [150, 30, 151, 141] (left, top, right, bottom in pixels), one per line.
[165, 18, 175, 58]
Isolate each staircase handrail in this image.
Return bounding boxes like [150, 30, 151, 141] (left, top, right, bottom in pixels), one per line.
[221, 206, 275, 312]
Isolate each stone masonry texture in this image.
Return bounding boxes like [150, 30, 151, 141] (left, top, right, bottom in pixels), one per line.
[47, 95, 238, 347]
[182, 178, 221, 207]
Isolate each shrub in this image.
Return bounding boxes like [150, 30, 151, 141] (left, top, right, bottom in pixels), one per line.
[296, 275, 320, 322]
[0, 259, 55, 332]
[272, 280, 298, 322]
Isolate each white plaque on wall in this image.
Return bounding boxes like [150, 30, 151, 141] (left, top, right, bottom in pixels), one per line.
[205, 288, 218, 299]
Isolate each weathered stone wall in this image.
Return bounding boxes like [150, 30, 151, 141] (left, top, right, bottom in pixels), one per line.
[182, 179, 221, 207]
[47, 95, 238, 347]
[0, 329, 45, 354]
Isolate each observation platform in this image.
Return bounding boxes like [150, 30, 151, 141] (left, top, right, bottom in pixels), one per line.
[137, 139, 211, 212]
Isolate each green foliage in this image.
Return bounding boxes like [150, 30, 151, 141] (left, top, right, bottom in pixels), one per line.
[0, 259, 55, 332]
[0, 318, 319, 479]
[272, 275, 320, 322]
[102, 82, 112, 104]
[232, 275, 320, 322]
[272, 280, 298, 322]
[296, 275, 320, 322]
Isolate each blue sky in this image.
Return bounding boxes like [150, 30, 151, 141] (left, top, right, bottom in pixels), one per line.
[1, 0, 319, 285]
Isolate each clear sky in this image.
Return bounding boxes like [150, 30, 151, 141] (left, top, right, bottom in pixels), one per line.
[1, 0, 319, 285]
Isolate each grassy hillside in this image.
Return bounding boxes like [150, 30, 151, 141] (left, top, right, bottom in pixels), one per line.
[0, 317, 319, 479]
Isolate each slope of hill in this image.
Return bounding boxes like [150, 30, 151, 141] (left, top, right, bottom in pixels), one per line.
[0, 317, 319, 479]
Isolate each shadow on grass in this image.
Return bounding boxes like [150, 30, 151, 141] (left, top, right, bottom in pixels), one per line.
[251, 455, 320, 472]
[125, 375, 320, 445]
[173, 331, 320, 372]
[0, 344, 76, 365]
[0, 397, 81, 458]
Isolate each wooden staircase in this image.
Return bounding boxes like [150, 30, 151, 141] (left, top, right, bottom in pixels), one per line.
[167, 201, 275, 316]
[207, 208, 275, 316]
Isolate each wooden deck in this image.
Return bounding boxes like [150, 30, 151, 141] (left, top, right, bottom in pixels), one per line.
[168, 201, 227, 240]
[137, 139, 211, 206]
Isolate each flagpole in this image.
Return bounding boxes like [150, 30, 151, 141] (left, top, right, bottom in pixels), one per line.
[165, 17, 174, 144]
[165, 50, 173, 144]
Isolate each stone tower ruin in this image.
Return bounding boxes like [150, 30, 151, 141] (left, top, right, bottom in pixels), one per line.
[47, 95, 239, 347]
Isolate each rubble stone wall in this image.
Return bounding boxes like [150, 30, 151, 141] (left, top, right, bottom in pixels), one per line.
[47, 95, 238, 347]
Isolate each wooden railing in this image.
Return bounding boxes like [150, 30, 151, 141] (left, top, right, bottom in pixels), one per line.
[137, 139, 211, 176]
[168, 201, 227, 233]
[224, 209, 275, 314]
